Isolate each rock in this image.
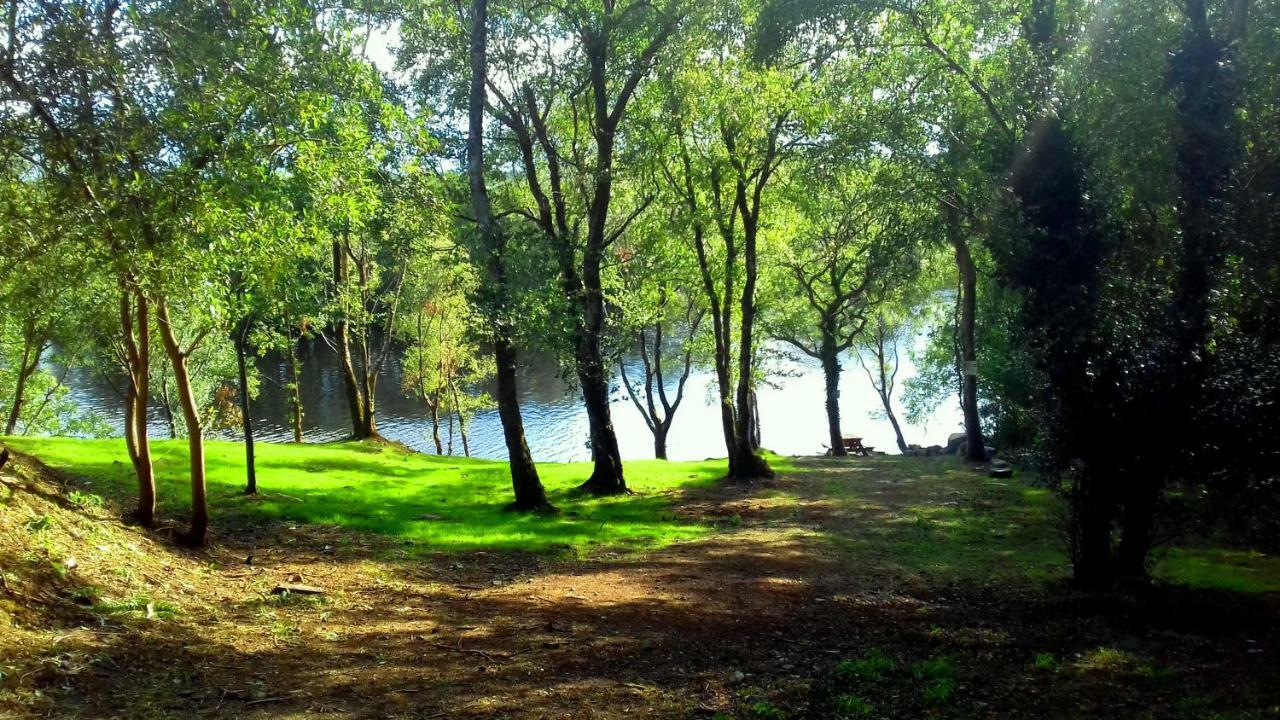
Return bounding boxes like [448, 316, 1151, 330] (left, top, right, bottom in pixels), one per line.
[729, 670, 746, 683]
[989, 461, 1013, 479]
[945, 433, 967, 455]
[925, 445, 944, 456]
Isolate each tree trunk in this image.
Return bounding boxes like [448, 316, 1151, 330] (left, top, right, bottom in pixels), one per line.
[729, 205, 773, 482]
[1071, 472, 1117, 588]
[235, 325, 257, 495]
[949, 208, 987, 462]
[155, 299, 208, 546]
[447, 379, 471, 458]
[820, 336, 846, 457]
[881, 395, 909, 454]
[159, 374, 178, 438]
[468, 0, 550, 512]
[654, 424, 669, 460]
[121, 285, 155, 526]
[575, 339, 627, 495]
[865, 326, 910, 454]
[748, 389, 762, 451]
[333, 239, 371, 439]
[4, 330, 40, 430]
[429, 401, 443, 454]
[288, 340, 304, 443]
[495, 336, 549, 509]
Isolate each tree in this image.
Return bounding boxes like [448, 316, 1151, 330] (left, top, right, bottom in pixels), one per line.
[400, 253, 495, 457]
[1, 0, 363, 543]
[464, 0, 552, 510]
[857, 317, 910, 453]
[0, 179, 94, 436]
[616, 256, 706, 459]
[646, 11, 836, 479]
[473, 0, 687, 495]
[771, 164, 912, 457]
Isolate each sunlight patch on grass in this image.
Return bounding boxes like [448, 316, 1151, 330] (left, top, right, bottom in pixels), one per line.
[1153, 547, 1280, 594]
[3, 437, 727, 554]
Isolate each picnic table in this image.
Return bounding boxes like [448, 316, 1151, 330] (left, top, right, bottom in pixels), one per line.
[826, 436, 874, 457]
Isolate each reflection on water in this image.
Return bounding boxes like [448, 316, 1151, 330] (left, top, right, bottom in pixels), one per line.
[61, 334, 962, 462]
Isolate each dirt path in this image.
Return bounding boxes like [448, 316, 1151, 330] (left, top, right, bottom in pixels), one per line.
[3, 457, 1277, 719]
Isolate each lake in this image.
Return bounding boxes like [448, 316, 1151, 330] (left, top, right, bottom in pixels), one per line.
[61, 335, 962, 462]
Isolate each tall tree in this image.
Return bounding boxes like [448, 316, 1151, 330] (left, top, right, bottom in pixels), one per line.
[771, 165, 910, 457]
[466, 0, 552, 510]
[857, 317, 910, 454]
[478, 0, 686, 494]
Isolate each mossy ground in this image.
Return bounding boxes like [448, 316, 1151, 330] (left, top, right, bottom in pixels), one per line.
[1, 438, 1277, 719]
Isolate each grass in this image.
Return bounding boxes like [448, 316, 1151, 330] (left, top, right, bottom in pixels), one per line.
[1153, 547, 1280, 593]
[4, 436, 1277, 592]
[756, 457, 1070, 585]
[2, 436, 761, 554]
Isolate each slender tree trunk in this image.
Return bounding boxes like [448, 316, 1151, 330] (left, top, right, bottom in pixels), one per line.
[356, 281, 379, 439]
[494, 336, 549, 509]
[447, 379, 471, 458]
[880, 393, 908, 454]
[948, 206, 986, 462]
[235, 324, 257, 495]
[333, 239, 370, 439]
[121, 285, 155, 526]
[159, 374, 178, 438]
[415, 311, 444, 455]
[429, 401, 443, 454]
[820, 335, 846, 457]
[155, 299, 208, 546]
[861, 325, 910, 453]
[288, 338, 304, 443]
[4, 334, 39, 435]
[468, 0, 550, 511]
[653, 423, 669, 460]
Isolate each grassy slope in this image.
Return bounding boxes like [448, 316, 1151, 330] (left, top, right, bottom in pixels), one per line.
[2, 436, 748, 553]
[4, 436, 1278, 591]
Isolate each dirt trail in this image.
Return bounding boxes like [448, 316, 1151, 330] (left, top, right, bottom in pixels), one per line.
[2, 453, 1276, 719]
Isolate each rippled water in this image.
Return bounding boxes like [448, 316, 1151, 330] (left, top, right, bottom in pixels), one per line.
[62, 334, 962, 462]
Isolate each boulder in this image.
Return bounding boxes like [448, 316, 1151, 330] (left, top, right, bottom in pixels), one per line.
[925, 445, 944, 456]
[944, 433, 966, 455]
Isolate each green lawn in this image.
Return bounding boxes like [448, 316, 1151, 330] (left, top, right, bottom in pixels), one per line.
[2, 436, 742, 554]
[5, 436, 1279, 593]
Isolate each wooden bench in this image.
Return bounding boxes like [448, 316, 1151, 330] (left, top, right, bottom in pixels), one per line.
[826, 437, 874, 457]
